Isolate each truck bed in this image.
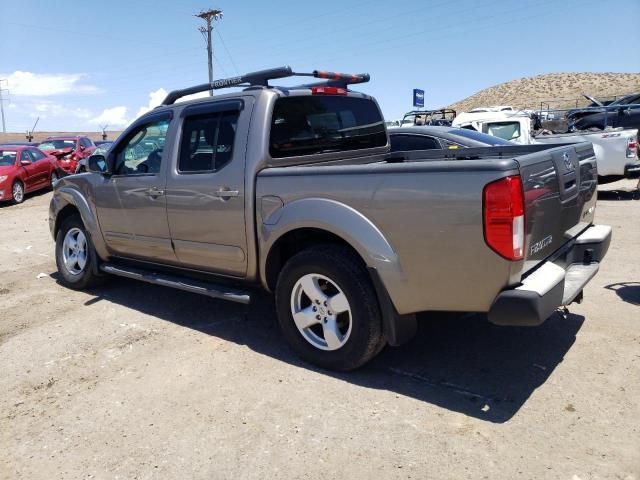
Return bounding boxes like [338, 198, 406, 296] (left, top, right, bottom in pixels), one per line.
[257, 142, 598, 315]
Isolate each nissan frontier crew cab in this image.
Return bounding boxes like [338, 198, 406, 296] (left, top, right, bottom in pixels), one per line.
[49, 67, 611, 371]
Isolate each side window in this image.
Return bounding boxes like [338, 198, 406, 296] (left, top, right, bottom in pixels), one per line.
[179, 111, 238, 173]
[389, 134, 440, 152]
[81, 138, 93, 148]
[29, 149, 46, 160]
[20, 150, 34, 162]
[441, 139, 465, 149]
[114, 118, 170, 175]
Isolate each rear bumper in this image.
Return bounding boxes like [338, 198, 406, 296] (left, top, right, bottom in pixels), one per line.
[625, 163, 640, 178]
[488, 224, 612, 326]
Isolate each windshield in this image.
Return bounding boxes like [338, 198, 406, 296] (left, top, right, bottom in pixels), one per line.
[450, 128, 514, 145]
[610, 94, 640, 106]
[39, 139, 76, 150]
[0, 150, 18, 166]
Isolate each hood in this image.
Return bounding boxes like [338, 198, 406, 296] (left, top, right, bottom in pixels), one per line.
[582, 93, 603, 107]
[0, 164, 18, 175]
[48, 147, 75, 159]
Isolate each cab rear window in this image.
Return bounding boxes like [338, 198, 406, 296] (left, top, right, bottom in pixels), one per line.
[269, 96, 386, 158]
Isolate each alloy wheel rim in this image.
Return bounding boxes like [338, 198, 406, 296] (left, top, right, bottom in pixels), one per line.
[13, 183, 23, 202]
[62, 228, 88, 276]
[290, 273, 352, 351]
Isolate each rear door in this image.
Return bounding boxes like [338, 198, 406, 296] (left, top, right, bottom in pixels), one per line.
[165, 98, 251, 276]
[517, 143, 598, 273]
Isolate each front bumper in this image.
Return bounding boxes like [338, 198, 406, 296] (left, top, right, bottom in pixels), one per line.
[488, 224, 612, 326]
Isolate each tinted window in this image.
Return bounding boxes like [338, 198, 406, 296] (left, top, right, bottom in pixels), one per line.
[21, 150, 34, 162]
[179, 111, 238, 172]
[449, 128, 514, 145]
[269, 96, 386, 158]
[389, 134, 440, 152]
[81, 138, 93, 148]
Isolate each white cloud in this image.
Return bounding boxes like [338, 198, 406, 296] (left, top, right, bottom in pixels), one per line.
[1, 71, 101, 96]
[136, 88, 168, 118]
[90, 106, 129, 127]
[135, 87, 211, 118]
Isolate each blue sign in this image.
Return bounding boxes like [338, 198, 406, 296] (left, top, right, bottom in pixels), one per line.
[413, 89, 425, 108]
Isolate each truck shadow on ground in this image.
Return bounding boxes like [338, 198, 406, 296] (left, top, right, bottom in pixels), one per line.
[604, 282, 640, 306]
[76, 277, 584, 424]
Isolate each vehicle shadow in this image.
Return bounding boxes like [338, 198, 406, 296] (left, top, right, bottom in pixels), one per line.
[597, 187, 640, 201]
[604, 282, 640, 306]
[71, 276, 584, 424]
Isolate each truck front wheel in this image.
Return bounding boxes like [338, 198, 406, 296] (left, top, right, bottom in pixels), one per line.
[55, 215, 104, 290]
[275, 245, 384, 371]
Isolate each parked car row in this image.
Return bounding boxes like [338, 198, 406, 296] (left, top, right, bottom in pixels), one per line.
[0, 136, 98, 203]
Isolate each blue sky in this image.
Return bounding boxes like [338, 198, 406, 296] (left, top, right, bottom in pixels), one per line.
[1, 0, 639, 132]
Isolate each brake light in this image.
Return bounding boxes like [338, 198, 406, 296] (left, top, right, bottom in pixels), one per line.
[311, 86, 347, 96]
[626, 137, 638, 159]
[483, 175, 525, 260]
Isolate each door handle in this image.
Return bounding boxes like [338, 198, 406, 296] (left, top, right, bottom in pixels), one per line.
[146, 187, 165, 197]
[214, 188, 239, 199]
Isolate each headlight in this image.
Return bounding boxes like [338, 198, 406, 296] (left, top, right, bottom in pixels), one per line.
[0, 175, 8, 183]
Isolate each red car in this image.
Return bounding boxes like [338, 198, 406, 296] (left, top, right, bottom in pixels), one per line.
[0, 145, 60, 204]
[38, 136, 96, 175]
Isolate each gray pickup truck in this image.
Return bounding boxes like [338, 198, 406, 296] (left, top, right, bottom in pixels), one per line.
[49, 67, 611, 370]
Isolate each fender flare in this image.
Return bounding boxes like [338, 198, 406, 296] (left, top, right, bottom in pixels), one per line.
[54, 186, 109, 260]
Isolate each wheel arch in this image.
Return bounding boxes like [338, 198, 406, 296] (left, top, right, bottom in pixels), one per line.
[53, 186, 108, 259]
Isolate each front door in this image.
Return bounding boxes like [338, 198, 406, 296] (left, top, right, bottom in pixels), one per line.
[93, 114, 176, 263]
[19, 150, 44, 190]
[165, 99, 250, 277]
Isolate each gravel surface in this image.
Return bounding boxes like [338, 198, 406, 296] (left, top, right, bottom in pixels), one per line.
[1, 180, 639, 479]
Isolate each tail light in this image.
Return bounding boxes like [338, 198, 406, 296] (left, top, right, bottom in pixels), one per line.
[483, 175, 525, 260]
[311, 86, 347, 96]
[626, 137, 638, 159]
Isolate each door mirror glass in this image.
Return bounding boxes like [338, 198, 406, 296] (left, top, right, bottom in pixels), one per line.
[88, 154, 109, 174]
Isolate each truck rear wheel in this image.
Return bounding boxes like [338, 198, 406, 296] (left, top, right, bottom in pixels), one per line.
[275, 245, 384, 371]
[55, 215, 104, 290]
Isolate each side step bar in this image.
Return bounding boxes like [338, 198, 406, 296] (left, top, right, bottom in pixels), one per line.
[100, 263, 251, 304]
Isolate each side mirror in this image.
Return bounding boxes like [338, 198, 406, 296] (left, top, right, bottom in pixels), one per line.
[20, 160, 32, 166]
[87, 154, 109, 174]
[80, 145, 86, 151]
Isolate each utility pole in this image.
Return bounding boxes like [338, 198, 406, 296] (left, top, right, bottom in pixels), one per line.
[0, 79, 8, 134]
[196, 8, 223, 96]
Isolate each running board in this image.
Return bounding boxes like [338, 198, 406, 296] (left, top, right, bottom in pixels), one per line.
[100, 263, 251, 304]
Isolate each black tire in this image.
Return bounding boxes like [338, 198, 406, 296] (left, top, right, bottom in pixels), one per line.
[275, 245, 384, 371]
[55, 214, 105, 290]
[11, 181, 25, 204]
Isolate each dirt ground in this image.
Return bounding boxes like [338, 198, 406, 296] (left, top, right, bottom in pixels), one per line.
[0, 180, 638, 480]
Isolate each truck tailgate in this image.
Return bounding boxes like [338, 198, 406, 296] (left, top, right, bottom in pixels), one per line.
[517, 142, 598, 275]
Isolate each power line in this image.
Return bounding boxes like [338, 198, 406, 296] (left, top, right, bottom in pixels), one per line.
[196, 8, 224, 96]
[215, 28, 240, 75]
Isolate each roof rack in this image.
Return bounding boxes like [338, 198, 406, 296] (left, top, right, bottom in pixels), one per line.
[161, 66, 370, 105]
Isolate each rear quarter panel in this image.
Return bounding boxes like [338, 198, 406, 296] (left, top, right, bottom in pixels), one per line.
[257, 160, 520, 314]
